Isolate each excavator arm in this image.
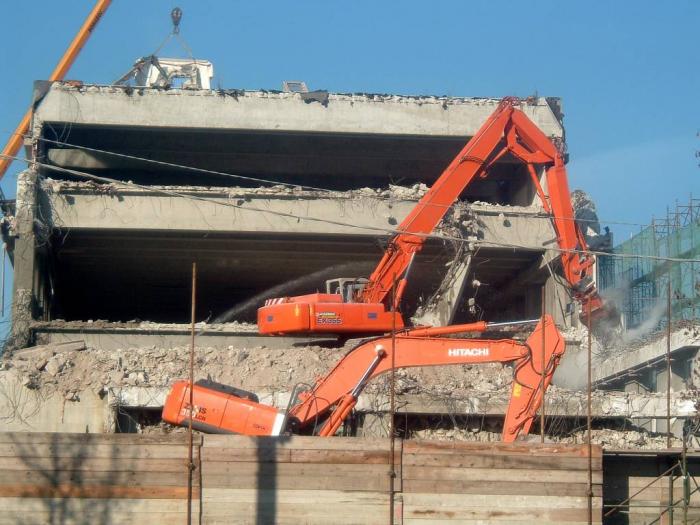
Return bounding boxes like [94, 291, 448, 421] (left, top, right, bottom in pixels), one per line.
[363, 98, 603, 316]
[163, 315, 565, 442]
[360, 99, 519, 307]
[258, 98, 608, 335]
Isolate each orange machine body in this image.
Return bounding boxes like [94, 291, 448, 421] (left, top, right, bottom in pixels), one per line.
[164, 316, 564, 442]
[258, 293, 403, 334]
[258, 98, 609, 336]
[162, 380, 285, 436]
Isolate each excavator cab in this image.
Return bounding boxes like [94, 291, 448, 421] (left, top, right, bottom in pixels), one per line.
[325, 278, 368, 303]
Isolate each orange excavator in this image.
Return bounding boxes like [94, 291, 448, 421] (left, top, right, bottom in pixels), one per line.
[163, 315, 563, 442]
[257, 97, 607, 335]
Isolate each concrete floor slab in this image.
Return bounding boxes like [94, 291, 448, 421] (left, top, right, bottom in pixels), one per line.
[34, 84, 563, 138]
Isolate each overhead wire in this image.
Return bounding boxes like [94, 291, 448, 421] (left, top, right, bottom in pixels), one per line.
[0, 128, 660, 229]
[2, 151, 699, 265]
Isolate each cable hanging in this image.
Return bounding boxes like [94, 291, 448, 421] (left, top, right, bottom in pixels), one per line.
[2, 151, 699, 265]
[0, 128, 668, 230]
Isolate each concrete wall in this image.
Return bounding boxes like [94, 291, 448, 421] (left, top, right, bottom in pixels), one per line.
[0, 372, 107, 433]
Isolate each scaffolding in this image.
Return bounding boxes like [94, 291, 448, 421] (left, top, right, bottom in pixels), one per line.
[600, 196, 700, 330]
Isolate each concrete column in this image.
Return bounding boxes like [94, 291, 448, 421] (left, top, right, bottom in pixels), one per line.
[9, 168, 38, 351]
[412, 255, 472, 327]
[655, 363, 687, 437]
[544, 271, 572, 327]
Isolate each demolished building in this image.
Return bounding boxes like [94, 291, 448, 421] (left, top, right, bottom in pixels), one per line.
[0, 76, 697, 449]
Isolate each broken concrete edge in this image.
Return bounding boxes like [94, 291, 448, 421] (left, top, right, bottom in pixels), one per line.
[44, 81, 561, 114]
[33, 82, 564, 138]
[593, 323, 700, 384]
[12, 340, 85, 359]
[29, 320, 259, 333]
[38, 177, 547, 215]
[103, 384, 700, 419]
[26, 321, 589, 347]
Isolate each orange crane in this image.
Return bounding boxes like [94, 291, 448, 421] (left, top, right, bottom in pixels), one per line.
[257, 98, 607, 335]
[163, 315, 563, 442]
[0, 0, 112, 180]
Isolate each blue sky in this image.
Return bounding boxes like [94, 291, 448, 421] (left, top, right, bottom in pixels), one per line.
[0, 1, 698, 326]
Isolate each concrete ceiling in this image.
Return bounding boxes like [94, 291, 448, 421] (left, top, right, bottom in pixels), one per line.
[43, 125, 529, 198]
[49, 231, 542, 323]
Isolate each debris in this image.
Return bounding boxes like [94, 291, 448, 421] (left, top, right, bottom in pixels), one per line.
[44, 357, 63, 377]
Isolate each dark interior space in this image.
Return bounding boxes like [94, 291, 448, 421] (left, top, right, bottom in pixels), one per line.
[115, 407, 163, 433]
[41, 230, 544, 324]
[40, 124, 537, 206]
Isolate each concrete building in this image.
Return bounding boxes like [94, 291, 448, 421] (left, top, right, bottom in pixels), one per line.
[0, 76, 696, 446]
[6, 82, 575, 345]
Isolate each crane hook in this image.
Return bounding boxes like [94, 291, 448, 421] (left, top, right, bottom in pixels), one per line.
[171, 7, 182, 34]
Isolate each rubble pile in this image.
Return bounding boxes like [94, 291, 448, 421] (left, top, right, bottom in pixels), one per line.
[4, 316, 699, 448]
[408, 426, 682, 449]
[2, 343, 335, 399]
[42, 178, 549, 214]
[42, 178, 432, 203]
[1, 342, 514, 402]
[5, 338, 695, 411]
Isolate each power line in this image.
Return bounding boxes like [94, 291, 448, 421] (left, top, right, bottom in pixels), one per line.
[3, 152, 699, 265]
[37, 135, 652, 228]
[0, 129, 657, 229]
[37, 136, 336, 194]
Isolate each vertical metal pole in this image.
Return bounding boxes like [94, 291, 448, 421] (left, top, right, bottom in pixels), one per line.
[540, 285, 546, 443]
[587, 300, 593, 525]
[690, 195, 697, 322]
[389, 274, 397, 525]
[668, 467, 675, 525]
[187, 262, 197, 525]
[1, 244, 5, 317]
[682, 432, 688, 525]
[667, 278, 672, 449]
[667, 277, 674, 525]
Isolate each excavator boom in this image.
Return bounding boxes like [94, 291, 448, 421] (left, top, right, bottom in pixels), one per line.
[258, 98, 608, 335]
[163, 315, 565, 442]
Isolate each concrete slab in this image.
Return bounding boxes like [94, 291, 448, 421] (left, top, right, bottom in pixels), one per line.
[593, 325, 700, 384]
[34, 84, 563, 138]
[33, 325, 339, 352]
[40, 183, 554, 246]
